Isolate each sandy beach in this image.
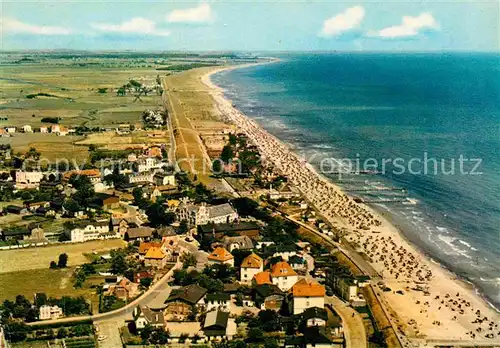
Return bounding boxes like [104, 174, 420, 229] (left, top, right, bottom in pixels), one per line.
[201, 64, 500, 345]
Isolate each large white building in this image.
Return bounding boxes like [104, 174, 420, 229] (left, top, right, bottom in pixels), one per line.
[69, 220, 117, 242]
[270, 261, 298, 292]
[137, 157, 163, 173]
[15, 171, 44, 186]
[177, 202, 238, 226]
[240, 253, 263, 284]
[291, 279, 325, 315]
[39, 305, 63, 320]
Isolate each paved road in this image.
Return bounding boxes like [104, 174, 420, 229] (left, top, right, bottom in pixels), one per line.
[327, 296, 368, 348]
[28, 264, 179, 327]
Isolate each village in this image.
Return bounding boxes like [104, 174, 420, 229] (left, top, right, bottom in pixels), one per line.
[0, 118, 376, 348]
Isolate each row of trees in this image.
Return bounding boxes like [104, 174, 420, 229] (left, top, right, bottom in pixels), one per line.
[49, 253, 68, 269]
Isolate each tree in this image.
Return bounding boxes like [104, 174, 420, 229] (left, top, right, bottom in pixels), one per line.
[110, 249, 128, 275]
[117, 87, 126, 96]
[57, 327, 68, 339]
[146, 203, 174, 227]
[50, 261, 58, 269]
[212, 159, 223, 174]
[4, 321, 29, 342]
[258, 310, 281, 332]
[246, 327, 264, 343]
[220, 145, 234, 163]
[97, 88, 108, 94]
[178, 220, 188, 234]
[180, 252, 197, 269]
[58, 253, 68, 268]
[140, 277, 153, 288]
[129, 80, 143, 92]
[25, 147, 41, 160]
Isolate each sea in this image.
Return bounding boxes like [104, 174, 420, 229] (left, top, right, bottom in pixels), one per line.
[211, 53, 500, 310]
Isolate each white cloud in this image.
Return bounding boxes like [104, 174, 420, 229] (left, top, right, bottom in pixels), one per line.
[1, 17, 72, 35]
[368, 13, 438, 38]
[91, 17, 170, 37]
[319, 6, 365, 37]
[167, 3, 213, 23]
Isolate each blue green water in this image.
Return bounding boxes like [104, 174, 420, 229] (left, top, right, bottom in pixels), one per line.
[212, 53, 500, 309]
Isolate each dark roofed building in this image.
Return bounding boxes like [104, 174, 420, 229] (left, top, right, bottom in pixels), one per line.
[134, 305, 165, 329]
[300, 307, 328, 328]
[1, 226, 31, 241]
[5, 205, 28, 215]
[164, 284, 207, 319]
[203, 310, 234, 339]
[198, 221, 260, 240]
[254, 283, 285, 311]
[206, 293, 231, 311]
[125, 227, 154, 241]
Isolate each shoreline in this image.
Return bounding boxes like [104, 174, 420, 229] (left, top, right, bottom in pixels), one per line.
[201, 62, 500, 343]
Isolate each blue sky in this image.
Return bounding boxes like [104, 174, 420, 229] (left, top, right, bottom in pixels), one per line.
[2, 0, 498, 51]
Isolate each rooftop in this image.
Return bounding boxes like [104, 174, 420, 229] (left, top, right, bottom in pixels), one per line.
[292, 278, 325, 297]
[166, 284, 207, 305]
[270, 261, 297, 278]
[207, 247, 233, 262]
[241, 253, 263, 269]
[253, 271, 272, 285]
[144, 246, 166, 260]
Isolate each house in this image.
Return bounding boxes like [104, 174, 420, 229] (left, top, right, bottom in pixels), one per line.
[291, 279, 325, 315]
[240, 253, 263, 284]
[40, 126, 48, 133]
[252, 271, 272, 286]
[164, 284, 207, 319]
[198, 221, 261, 241]
[300, 307, 328, 327]
[285, 327, 344, 348]
[269, 184, 300, 200]
[177, 202, 238, 226]
[24, 201, 50, 212]
[222, 235, 253, 252]
[153, 171, 176, 186]
[146, 146, 163, 158]
[205, 293, 230, 312]
[134, 305, 165, 329]
[256, 239, 274, 249]
[62, 169, 101, 185]
[138, 242, 163, 256]
[270, 261, 298, 291]
[26, 226, 45, 241]
[57, 127, 69, 136]
[144, 247, 167, 269]
[50, 125, 60, 133]
[125, 227, 154, 241]
[289, 255, 307, 271]
[5, 205, 28, 215]
[1, 227, 31, 241]
[106, 278, 140, 300]
[254, 284, 285, 311]
[68, 220, 116, 243]
[127, 171, 155, 184]
[22, 125, 33, 133]
[137, 157, 163, 173]
[269, 244, 299, 261]
[202, 310, 236, 341]
[134, 271, 153, 284]
[96, 194, 120, 210]
[207, 247, 234, 267]
[39, 305, 63, 320]
[111, 217, 129, 236]
[5, 127, 16, 133]
[15, 171, 44, 186]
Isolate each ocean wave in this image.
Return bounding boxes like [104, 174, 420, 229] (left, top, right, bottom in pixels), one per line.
[458, 239, 479, 251]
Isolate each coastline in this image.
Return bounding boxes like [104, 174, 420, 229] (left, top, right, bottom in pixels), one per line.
[201, 62, 500, 343]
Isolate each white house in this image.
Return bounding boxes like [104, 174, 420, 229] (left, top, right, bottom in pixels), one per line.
[137, 157, 163, 173]
[127, 171, 155, 184]
[40, 126, 48, 133]
[153, 172, 176, 186]
[177, 202, 238, 226]
[5, 127, 16, 134]
[240, 253, 263, 284]
[203, 311, 236, 341]
[134, 305, 165, 329]
[291, 279, 325, 315]
[22, 125, 33, 133]
[270, 261, 298, 292]
[39, 305, 63, 320]
[205, 293, 231, 312]
[207, 247, 234, 267]
[69, 220, 117, 242]
[302, 307, 328, 327]
[15, 171, 44, 187]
